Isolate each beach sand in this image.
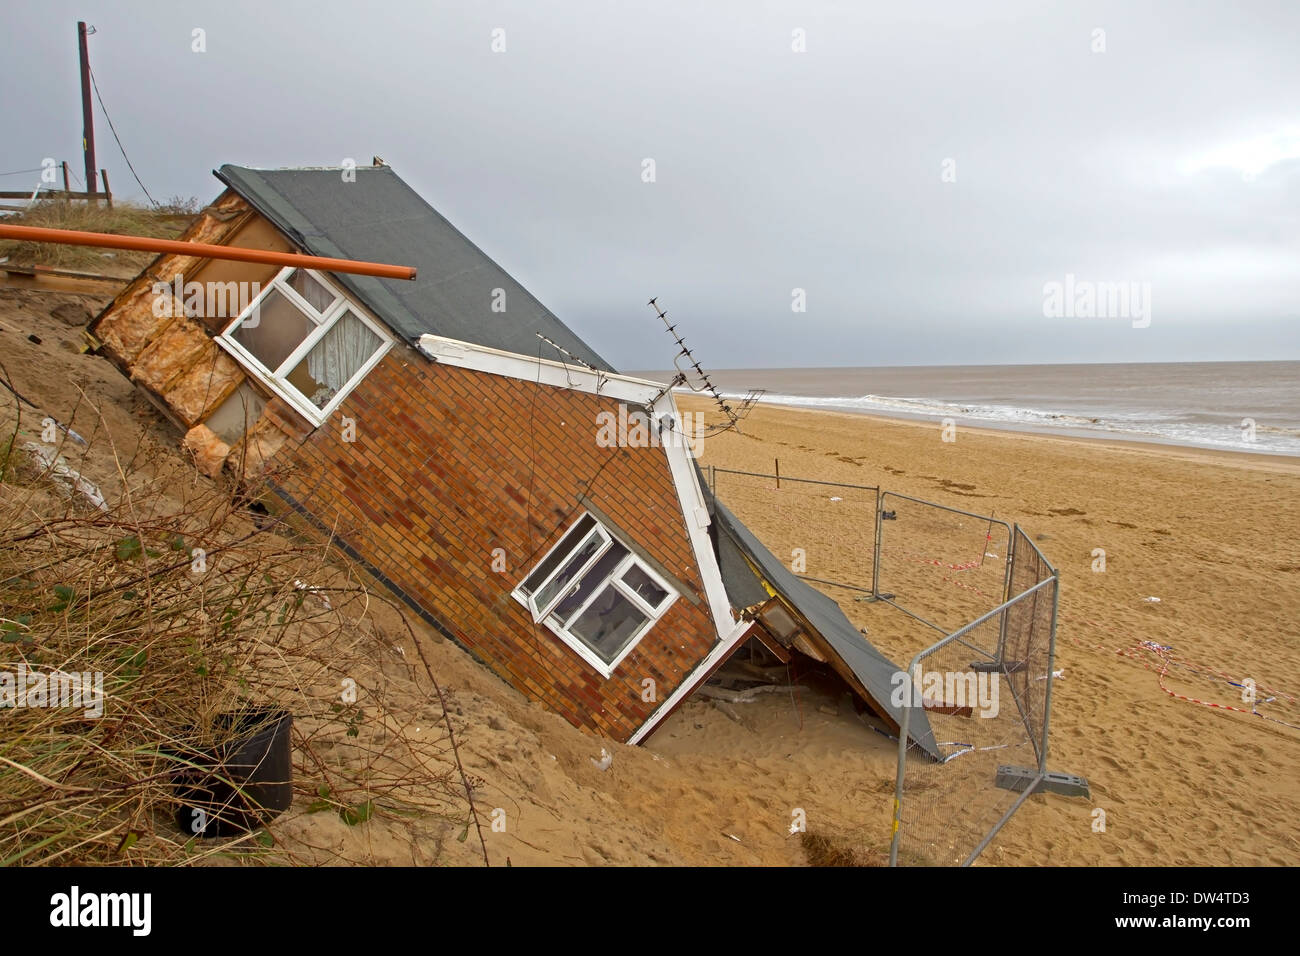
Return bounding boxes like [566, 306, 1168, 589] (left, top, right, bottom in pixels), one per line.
[655, 394, 1300, 865]
[5, 285, 1296, 865]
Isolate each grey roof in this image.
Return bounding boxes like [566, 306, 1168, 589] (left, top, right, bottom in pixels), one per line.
[706, 491, 940, 760]
[714, 522, 773, 611]
[214, 164, 614, 371]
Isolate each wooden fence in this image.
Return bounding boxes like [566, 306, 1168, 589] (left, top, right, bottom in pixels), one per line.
[0, 162, 113, 212]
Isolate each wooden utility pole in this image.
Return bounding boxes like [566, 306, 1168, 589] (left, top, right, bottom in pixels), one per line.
[77, 21, 97, 195]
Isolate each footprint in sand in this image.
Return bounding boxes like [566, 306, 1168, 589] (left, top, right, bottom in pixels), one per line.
[940, 479, 977, 491]
[1228, 797, 1259, 817]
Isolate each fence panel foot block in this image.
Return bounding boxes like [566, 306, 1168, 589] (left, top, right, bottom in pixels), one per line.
[996, 765, 1091, 799]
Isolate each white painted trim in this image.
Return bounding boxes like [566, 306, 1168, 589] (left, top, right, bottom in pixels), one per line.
[519, 519, 609, 621]
[417, 334, 667, 405]
[654, 389, 734, 635]
[627, 617, 754, 745]
[624, 388, 751, 743]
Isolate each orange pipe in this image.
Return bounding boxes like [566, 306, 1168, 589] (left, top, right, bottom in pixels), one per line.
[0, 224, 417, 281]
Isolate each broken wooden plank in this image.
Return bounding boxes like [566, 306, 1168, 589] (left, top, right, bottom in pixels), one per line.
[750, 625, 792, 663]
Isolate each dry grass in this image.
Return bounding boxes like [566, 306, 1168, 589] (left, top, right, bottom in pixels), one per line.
[0, 200, 193, 274]
[799, 830, 890, 866]
[0, 396, 487, 866]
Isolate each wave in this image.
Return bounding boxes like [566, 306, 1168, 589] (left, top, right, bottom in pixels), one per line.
[681, 389, 1300, 456]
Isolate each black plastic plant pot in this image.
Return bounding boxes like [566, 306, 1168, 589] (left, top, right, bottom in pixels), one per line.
[173, 707, 293, 839]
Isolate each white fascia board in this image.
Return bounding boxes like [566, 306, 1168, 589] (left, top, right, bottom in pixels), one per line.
[417, 334, 667, 405]
[628, 389, 750, 745]
[651, 389, 732, 635]
[627, 617, 753, 745]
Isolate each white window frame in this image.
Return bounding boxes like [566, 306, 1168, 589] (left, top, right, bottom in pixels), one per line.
[512, 512, 679, 679]
[215, 266, 393, 427]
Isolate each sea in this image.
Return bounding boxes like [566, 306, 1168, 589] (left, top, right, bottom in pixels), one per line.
[627, 362, 1300, 457]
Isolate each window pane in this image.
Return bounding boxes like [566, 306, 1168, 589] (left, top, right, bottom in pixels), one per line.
[285, 269, 336, 314]
[622, 564, 669, 609]
[531, 530, 604, 613]
[230, 288, 315, 372]
[569, 587, 648, 663]
[520, 516, 595, 596]
[549, 541, 628, 625]
[286, 311, 383, 410]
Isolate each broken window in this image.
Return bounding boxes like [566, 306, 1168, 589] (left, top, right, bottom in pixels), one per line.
[217, 267, 391, 425]
[514, 513, 679, 678]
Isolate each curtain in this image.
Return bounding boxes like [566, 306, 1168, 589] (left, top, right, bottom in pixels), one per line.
[303, 312, 381, 407]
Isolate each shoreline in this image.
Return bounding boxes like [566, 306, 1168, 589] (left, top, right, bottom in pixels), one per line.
[681, 395, 1300, 474]
[626, 359, 1300, 461]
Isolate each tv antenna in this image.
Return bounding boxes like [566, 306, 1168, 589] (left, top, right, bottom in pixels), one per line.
[535, 331, 607, 393]
[646, 297, 762, 436]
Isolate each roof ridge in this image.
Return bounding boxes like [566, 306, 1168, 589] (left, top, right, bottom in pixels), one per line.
[219, 164, 390, 172]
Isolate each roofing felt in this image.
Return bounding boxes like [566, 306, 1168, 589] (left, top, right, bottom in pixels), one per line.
[214, 164, 615, 371]
[705, 490, 940, 760]
[714, 520, 774, 611]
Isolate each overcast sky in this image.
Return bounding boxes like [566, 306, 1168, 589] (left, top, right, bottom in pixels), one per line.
[3, 1, 1297, 368]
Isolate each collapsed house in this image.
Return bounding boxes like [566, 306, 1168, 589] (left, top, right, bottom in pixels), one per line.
[87, 161, 935, 752]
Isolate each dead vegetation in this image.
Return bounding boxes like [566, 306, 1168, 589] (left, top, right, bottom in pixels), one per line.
[0, 390, 488, 865]
[799, 830, 889, 866]
[0, 199, 194, 275]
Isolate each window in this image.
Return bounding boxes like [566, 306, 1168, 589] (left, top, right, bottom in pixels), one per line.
[217, 267, 392, 425]
[514, 514, 678, 678]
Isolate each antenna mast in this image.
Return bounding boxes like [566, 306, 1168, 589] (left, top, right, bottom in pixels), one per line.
[646, 297, 762, 436]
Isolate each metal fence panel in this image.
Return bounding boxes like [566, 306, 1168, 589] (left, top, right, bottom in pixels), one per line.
[889, 523, 1059, 866]
[702, 467, 1060, 866]
[709, 467, 878, 597]
[1004, 526, 1059, 770]
[875, 491, 1013, 638]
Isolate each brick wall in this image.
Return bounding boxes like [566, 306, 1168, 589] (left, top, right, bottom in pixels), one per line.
[272, 348, 719, 741]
